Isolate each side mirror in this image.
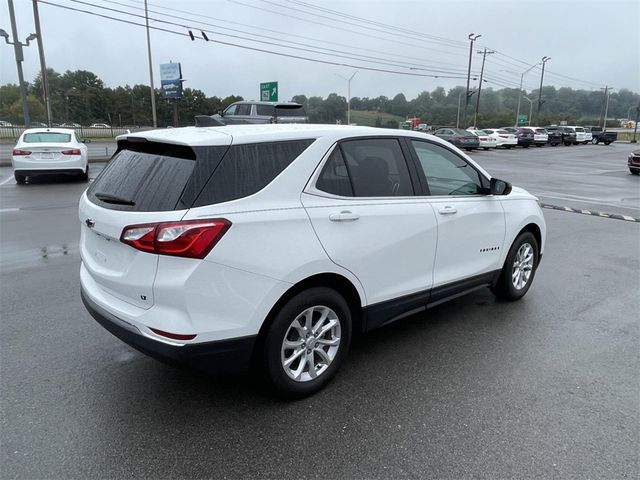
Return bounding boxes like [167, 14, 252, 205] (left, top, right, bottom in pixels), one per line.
[490, 177, 512, 195]
[218, 110, 223, 117]
[82, 139, 91, 144]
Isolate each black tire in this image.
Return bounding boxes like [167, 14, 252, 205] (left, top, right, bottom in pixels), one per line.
[630, 169, 640, 175]
[491, 232, 539, 301]
[505, 145, 512, 149]
[483, 147, 489, 151]
[604, 141, 611, 145]
[81, 166, 89, 181]
[262, 287, 352, 398]
[536, 144, 543, 147]
[564, 142, 571, 146]
[522, 144, 529, 148]
[14, 173, 26, 184]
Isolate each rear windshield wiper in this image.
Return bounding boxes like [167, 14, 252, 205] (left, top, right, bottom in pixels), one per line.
[94, 192, 136, 206]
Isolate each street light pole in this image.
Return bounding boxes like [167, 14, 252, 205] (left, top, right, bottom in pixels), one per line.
[514, 62, 539, 127]
[631, 106, 639, 143]
[144, 0, 157, 128]
[5, 0, 33, 126]
[32, 0, 51, 126]
[602, 88, 614, 132]
[522, 96, 534, 126]
[336, 71, 358, 125]
[536, 56, 550, 122]
[463, 33, 481, 129]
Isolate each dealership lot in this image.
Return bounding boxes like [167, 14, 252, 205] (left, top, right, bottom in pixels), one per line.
[1, 142, 638, 478]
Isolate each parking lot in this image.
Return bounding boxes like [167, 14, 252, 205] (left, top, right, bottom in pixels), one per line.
[1, 142, 638, 478]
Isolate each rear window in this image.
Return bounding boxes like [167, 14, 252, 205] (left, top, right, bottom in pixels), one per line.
[23, 132, 71, 143]
[275, 105, 306, 117]
[88, 146, 197, 211]
[193, 139, 314, 206]
[535, 128, 547, 134]
[575, 127, 585, 133]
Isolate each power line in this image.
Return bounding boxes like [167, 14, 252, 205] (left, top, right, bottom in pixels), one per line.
[90, 0, 476, 76]
[38, 0, 471, 80]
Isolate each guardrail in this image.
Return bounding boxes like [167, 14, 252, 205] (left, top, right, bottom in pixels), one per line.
[0, 126, 136, 140]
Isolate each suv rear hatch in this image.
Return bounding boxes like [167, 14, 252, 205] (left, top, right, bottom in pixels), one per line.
[274, 104, 308, 123]
[79, 137, 231, 309]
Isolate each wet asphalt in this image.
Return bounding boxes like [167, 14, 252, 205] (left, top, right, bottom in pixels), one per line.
[0, 143, 638, 479]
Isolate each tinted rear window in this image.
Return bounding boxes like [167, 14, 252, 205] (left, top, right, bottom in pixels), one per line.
[193, 139, 314, 206]
[23, 132, 71, 143]
[275, 105, 306, 117]
[575, 127, 585, 132]
[88, 148, 196, 211]
[256, 105, 275, 116]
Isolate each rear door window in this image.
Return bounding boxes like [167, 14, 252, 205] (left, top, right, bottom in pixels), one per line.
[338, 138, 414, 197]
[235, 104, 251, 116]
[256, 105, 275, 116]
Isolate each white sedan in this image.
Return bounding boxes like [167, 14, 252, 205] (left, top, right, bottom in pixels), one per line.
[483, 128, 518, 149]
[11, 128, 89, 184]
[467, 129, 497, 150]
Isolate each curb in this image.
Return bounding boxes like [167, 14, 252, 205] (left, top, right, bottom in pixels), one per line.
[540, 203, 640, 223]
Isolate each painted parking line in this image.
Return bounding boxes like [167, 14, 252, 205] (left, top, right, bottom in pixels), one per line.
[0, 175, 15, 186]
[0, 208, 20, 213]
[540, 203, 640, 223]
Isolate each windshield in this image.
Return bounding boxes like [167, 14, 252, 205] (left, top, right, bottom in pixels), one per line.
[23, 132, 71, 143]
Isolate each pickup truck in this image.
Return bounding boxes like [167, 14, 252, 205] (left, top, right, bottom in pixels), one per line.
[584, 126, 617, 145]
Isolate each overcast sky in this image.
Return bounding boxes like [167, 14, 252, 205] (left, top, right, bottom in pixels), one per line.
[1, 0, 639, 101]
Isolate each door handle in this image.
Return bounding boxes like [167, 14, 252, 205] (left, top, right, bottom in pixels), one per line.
[438, 206, 457, 215]
[329, 210, 360, 222]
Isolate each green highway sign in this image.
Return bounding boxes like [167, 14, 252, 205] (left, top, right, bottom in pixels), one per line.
[260, 81, 278, 102]
[517, 114, 528, 125]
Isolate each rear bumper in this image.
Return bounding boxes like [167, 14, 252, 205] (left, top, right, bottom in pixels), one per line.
[81, 287, 256, 374]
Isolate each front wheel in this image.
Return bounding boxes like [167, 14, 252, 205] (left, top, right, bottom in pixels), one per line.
[604, 141, 612, 145]
[14, 173, 26, 184]
[592, 138, 598, 144]
[491, 232, 539, 301]
[262, 287, 352, 398]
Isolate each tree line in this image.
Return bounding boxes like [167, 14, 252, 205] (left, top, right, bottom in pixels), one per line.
[1, 68, 638, 128]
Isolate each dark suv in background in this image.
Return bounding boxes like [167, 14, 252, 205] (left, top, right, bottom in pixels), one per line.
[196, 101, 308, 126]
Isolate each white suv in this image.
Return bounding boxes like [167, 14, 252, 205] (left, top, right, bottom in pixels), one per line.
[80, 125, 546, 397]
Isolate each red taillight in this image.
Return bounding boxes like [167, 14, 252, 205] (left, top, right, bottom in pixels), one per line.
[499, 134, 508, 138]
[120, 219, 231, 259]
[148, 327, 196, 341]
[62, 149, 81, 155]
[12, 149, 31, 156]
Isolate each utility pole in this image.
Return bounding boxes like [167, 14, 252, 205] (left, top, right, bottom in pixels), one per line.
[5, 0, 31, 126]
[631, 105, 639, 143]
[602, 88, 614, 132]
[536, 56, 550, 122]
[473, 48, 493, 128]
[599, 86, 608, 129]
[32, 0, 51, 126]
[144, 0, 157, 127]
[463, 33, 481, 129]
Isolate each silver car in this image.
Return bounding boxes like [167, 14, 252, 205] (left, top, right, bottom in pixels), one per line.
[220, 101, 308, 124]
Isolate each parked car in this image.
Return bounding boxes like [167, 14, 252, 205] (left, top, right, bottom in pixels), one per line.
[628, 149, 640, 175]
[29, 121, 48, 128]
[197, 101, 308, 126]
[583, 129, 592, 144]
[566, 126, 587, 145]
[467, 129, 497, 150]
[481, 129, 517, 149]
[502, 127, 535, 148]
[90, 123, 110, 128]
[584, 126, 617, 145]
[531, 127, 549, 147]
[60, 122, 81, 128]
[0, 120, 13, 127]
[543, 127, 563, 146]
[79, 124, 546, 398]
[11, 128, 89, 184]
[432, 127, 480, 151]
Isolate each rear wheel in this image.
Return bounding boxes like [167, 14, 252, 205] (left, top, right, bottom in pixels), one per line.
[14, 173, 26, 184]
[630, 169, 640, 175]
[81, 166, 89, 181]
[604, 141, 612, 145]
[522, 144, 529, 148]
[262, 287, 352, 398]
[591, 138, 598, 144]
[491, 232, 539, 301]
[536, 144, 543, 147]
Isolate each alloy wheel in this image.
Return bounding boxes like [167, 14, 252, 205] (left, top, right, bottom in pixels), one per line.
[511, 242, 534, 290]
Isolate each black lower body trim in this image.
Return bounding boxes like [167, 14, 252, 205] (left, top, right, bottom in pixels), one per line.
[81, 288, 256, 374]
[363, 270, 501, 331]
